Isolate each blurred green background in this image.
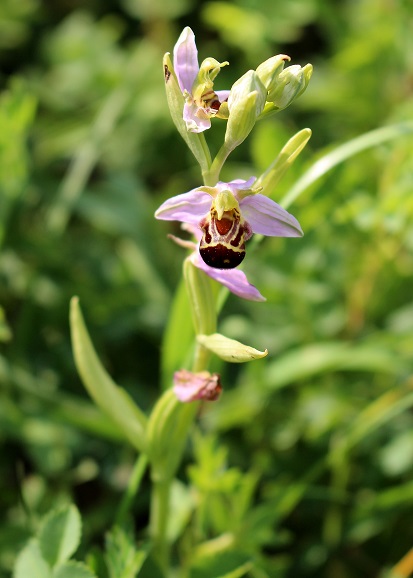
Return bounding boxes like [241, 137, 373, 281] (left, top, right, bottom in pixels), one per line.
[1, 0, 413, 576]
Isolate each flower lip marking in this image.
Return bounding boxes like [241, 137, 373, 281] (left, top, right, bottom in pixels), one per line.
[167, 224, 267, 302]
[199, 208, 251, 269]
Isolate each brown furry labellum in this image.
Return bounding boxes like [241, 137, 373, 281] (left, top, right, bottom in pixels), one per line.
[199, 208, 251, 269]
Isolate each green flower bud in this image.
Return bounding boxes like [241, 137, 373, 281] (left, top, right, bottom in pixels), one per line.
[256, 54, 290, 100]
[268, 63, 313, 110]
[224, 70, 267, 152]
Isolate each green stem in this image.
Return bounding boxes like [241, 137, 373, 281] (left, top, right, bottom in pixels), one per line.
[205, 143, 231, 185]
[150, 478, 172, 572]
[192, 342, 211, 372]
[116, 453, 148, 526]
[198, 132, 212, 171]
[146, 125, 219, 575]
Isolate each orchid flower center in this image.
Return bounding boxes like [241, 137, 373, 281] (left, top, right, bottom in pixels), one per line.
[199, 196, 248, 269]
[191, 58, 229, 117]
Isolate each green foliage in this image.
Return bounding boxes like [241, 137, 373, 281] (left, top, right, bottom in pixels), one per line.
[2, 0, 413, 577]
[105, 527, 150, 578]
[39, 505, 81, 568]
[14, 505, 96, 578]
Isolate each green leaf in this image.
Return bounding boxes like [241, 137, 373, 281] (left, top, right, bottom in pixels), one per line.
[167, 480, 195, 542]
[0, 306, 12, 342]
[0, 79, 37, 247]
[264, 342, 406, 391]
[280, 121, 413, 210]
[340, 386, 413, 454]
[70, 297, 147, 453]
[14, 539, 51, 578]
[105, 526, 150, 578]
[53, 561, 97, 578]
[255, 128, 312, 197]
[39, 505, 81, 568]
[190, 550, 253, 578]
[197, 333, 268, 363]
[134, 554, 165, 578]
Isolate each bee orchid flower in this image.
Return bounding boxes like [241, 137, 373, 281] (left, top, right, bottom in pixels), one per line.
[167, 222, 266, 302]
[155, 177, 303, 272]
[173, 27, 230, 133]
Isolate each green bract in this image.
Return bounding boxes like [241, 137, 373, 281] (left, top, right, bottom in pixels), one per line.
[197, 333, 268, 363]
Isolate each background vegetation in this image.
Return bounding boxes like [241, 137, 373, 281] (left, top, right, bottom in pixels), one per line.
[1, 0, 413, 576]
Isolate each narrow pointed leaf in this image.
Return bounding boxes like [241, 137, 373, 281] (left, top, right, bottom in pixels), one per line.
[53, 561, 97, 578]
[70, 297, 147, 452]
[197, 333, 268, 363]
[280, 122, 413, 210]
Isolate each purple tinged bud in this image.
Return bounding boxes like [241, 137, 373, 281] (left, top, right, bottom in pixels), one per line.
[173, 369, 222, 402]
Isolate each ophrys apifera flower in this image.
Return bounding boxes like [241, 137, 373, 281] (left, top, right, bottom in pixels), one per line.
[172, 27, 230, 133]
[155, 177, 303, 270]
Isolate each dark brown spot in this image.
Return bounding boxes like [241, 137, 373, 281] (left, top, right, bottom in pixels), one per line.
[164, 64, 171, 82]
[200, 244, 245, 269]
[200, 222, 212, 244]
[210, 99, 221, 111]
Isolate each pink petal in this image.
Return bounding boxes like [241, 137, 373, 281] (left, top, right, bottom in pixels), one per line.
[174, 27, 199, 93]
[227, 177, 257, 190]
[214, 177, 257, 197]
[181, 222, 202, 241]
[192, 252, 266, 302]
[155, 189, 212, 224]
[183, 101, 212, 133]
[215, 90, 230, 102]
[240, 194, 303, 237]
